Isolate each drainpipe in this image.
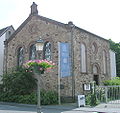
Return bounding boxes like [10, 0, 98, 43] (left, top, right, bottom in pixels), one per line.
[68, 21, 75, 102]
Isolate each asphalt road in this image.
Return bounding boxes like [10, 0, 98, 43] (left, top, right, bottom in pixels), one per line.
[0, 104, 94, 113]
[0, 103, 120, 113]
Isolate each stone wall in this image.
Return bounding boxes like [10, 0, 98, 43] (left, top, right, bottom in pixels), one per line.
[4, 15, 111, 97]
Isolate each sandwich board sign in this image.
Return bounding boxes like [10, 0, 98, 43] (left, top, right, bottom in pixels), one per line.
[78, 95, 85, 107]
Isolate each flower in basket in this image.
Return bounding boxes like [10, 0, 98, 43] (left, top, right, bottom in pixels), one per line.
[24, 59, 55, 74]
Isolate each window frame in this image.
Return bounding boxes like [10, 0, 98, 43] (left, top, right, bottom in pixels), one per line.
[43, 41, 52, 61]
[80, 42, 87, 73]
[17, 47, 24, 66]
[29, 44, 37, 60]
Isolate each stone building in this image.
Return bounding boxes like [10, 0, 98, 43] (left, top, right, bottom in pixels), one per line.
[4, 2, 116, 98]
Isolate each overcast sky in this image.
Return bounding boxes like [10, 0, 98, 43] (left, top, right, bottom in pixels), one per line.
[0, 0, 120, 43]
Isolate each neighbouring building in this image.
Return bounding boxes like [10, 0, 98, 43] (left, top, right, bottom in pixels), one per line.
[4, 2, 116, 99]
[0, 26, 14, 83]
[109, 50, 116, 78]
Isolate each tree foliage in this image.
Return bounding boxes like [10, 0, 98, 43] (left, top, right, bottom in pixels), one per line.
[0, 67, 58, 105]
[109, 39, 120, 76]
[2, 67, 37, 95]
[103, 77, 120, 85]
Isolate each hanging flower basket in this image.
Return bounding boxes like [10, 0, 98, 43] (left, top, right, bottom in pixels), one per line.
[24, 60, 55, 74]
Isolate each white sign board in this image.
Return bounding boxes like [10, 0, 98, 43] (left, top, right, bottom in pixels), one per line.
[84, 83, 91, 91]
[78, 95, 85, 107]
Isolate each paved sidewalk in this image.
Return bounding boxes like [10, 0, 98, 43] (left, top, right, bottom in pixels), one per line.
[43, 104, 120, 113]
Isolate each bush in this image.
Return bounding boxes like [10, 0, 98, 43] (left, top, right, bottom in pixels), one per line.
[0, 84, 4, 92]
[103, 77, 120, 101]
[86, 93, 99, 106]
[0, 92, 37, 104]
[41, 90, 58, 105]
[0, 67, 58, 105]
[0, 90, 58, 105]
[2, 67, 37, 95]
[85, 83, 99, 106]
[103, 77, 120, 86]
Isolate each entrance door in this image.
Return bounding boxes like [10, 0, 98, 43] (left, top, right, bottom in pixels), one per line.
[94, 75, 99, 85]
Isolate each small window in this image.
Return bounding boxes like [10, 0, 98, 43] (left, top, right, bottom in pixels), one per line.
[17, 47, 24, 66]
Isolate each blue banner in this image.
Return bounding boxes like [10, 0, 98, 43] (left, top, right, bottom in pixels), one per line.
[59, 42, 71, 77]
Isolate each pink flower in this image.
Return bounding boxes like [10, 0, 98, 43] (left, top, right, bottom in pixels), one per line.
[24, 59, 55, 74]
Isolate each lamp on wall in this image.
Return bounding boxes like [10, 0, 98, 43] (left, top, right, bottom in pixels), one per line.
[35, 38, 44, 51]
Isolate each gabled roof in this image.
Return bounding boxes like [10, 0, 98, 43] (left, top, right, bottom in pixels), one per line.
[0, 25, 14, 37]
[6, 14, 68, 43]
[6, 14, 109, 43]
[5, 2, 109, 44]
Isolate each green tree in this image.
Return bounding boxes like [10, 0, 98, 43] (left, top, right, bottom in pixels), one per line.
[109, 39, 120, 76]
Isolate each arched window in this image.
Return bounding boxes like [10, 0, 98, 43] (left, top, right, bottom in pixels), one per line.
[80, 43, 87, 73]
[43, 42, 51, 61]
[17, 47, 24, 66]
[103, 50, 107, 74]
[29, 44, 36, 60]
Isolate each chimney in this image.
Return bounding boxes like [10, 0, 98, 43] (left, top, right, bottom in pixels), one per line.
[68, 21, 75, 28]
[30, 2, 38, 15]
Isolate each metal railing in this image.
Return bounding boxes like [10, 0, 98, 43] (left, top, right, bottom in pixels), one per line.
[96, 85, 120, 104]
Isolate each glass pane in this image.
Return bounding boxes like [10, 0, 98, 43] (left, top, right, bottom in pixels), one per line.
[18, 47, 24, 66]
[44, 42, 51, 61]
[29, 44, 36, 60]
[81, 43, 87, 72]
[93, 65, 98, 74]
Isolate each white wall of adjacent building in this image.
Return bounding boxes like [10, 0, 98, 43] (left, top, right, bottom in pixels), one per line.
[0, 33, 5, 84]
[110, 50, 116, 78]
[0, 26, 15, 84]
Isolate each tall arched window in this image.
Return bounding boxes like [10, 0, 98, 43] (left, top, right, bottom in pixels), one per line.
[103, 50, 107, 74]
[17, 47, 24, 66]
[43, 42, 51, 61]
[29, 44, 36, 60]
[80, 43, 87, 73]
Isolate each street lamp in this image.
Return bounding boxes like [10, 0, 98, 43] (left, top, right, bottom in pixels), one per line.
[35, 38, 44, 113]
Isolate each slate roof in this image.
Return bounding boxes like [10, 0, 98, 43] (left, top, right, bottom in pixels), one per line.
[0, 26, 9, 37]
[0, 25, 15, 39]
